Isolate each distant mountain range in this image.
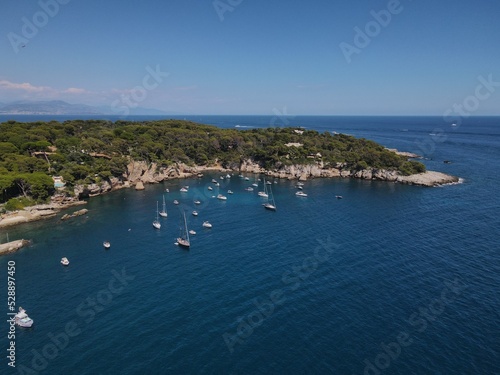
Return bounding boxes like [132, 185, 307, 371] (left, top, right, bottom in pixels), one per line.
[0, 100, 173, 116]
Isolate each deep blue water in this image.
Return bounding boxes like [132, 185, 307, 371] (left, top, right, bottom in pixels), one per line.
[1, 116, 499, 374]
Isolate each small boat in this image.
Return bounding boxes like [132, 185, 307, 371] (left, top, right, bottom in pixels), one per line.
[262, 180, 277, 211]
[244, 177, 250, 181]
[153, 201, 161, 229]
[226, 174, 231, 179]
[15, 307, 34, 328]
[176, 212, 190, 249]
[165, 188, 169, 193]
[180, 187, 188, 193]
[227, 190, 233, 194]
[252, 183, 258, 187]
[192, 211, 198, 216]
[258, 192, 268, 198]
[61, 257, 69, 266]
[239, 175, 244, 178]
[159, 195, 168, 217]
[296, 185, 303, 190]
[189, 230, 196, 235]
[296, 191, 308, 197]
[220, 176, 225, 180]
[208, 186, 213, 191]
[197, 173, 204, 178]
[266, 181, 272, 185]
[215, 182, 220, 187]
[103, 241, 111, 249]
[194, 200, 201, 205]
[245, 187, 254, 191]
[211, 179, 217, 183]
[335, 195, 343, 199]
[203, 221, 212, 228]
[217, 194, 227, 200]
[297, 182, 304, 186]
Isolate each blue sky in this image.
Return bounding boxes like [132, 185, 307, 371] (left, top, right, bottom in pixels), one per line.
[1, 0, 499, 115]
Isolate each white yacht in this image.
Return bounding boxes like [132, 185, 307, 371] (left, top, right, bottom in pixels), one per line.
[202, 221, 213, 228]
[61, 257, 69, 266]
[217, 194, 227, 200]
[15, 307, 34, 328]
[296, 191, 308, 197]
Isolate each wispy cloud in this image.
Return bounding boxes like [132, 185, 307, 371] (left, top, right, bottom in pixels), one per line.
[0, 79, 107, 103]
[0, 79, 52, 93]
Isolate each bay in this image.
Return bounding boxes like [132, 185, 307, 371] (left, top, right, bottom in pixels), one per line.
[1, 116, 499, 374]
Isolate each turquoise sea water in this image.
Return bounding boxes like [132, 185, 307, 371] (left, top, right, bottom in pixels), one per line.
[1, 116, 499, 374]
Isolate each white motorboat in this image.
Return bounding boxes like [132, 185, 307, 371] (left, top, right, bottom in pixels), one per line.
[211, 179, 217, 183]
[226, 174, 231, 179]
[258, 191, 268, 198]
[227, 190, 233, 194]
[252, 183, 258, 187]
[15, 307, 34, 328]
[245, 187, 254, 191]
[61, 257, 69, 266]
[239, 175, 244, 178]
[208, 186, 213, 191]
[297, 182, 304, 186]
[244, 177, 250, 181]
[192, 211, 198, 216]
[296, 191, 308, 197]
[336, 195, 343, 199]
[220, 176, 225, 180]
[173, 200, 179, 205]
[296, 185, 303, 190]
[215, 182, 220, 186]
[165, 188, 169, 193]
[180, 187, 188, 193]
[266, 181, 272, 185]
[159, 195, 168, 217]
[103, 241, 111, 249]
[203, 221, 212, 228]
[217, 194, 227, 200]
[189, 230, 196, 235]
[194, 200, 201, 205]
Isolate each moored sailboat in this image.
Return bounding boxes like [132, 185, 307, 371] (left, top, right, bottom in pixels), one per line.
[263, 182, 277, 211]
[176, 211, 190, 249]
[153, 201, 161, 229]
[159, 195, 168, 217]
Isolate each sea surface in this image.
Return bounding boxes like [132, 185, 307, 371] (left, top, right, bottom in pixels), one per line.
[1, 116, 499, 375]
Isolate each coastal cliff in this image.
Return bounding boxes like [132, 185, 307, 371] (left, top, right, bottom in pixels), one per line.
[72, 156, 458, 200]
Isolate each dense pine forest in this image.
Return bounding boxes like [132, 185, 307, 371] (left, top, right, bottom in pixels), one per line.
[0, 119, 425, 208]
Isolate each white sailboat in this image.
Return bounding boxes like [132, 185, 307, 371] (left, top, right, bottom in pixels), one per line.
[159, 195, 168, 217]
[258, 178, 269, 198]
[153, 201, 161, 229]
[176, 211, 190, 248]
[263, 182, 277, 211]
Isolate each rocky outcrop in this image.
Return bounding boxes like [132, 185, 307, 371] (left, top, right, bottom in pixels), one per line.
[61, 208, 89, 221]
[0, 200, 87, 229]
[238, 158, 458, 187]
[0, 239, 30, 256]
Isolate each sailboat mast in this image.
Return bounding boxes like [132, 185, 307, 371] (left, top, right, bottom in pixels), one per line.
[184, 211, 190, 242]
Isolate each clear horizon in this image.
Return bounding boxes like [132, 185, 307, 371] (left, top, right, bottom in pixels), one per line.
[1, 0, 499, 116]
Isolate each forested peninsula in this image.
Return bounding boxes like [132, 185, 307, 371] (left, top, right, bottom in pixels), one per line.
[0, 119, 457, 218]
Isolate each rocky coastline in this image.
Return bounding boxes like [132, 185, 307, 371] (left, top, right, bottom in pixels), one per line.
[0, 153, 459, 230]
